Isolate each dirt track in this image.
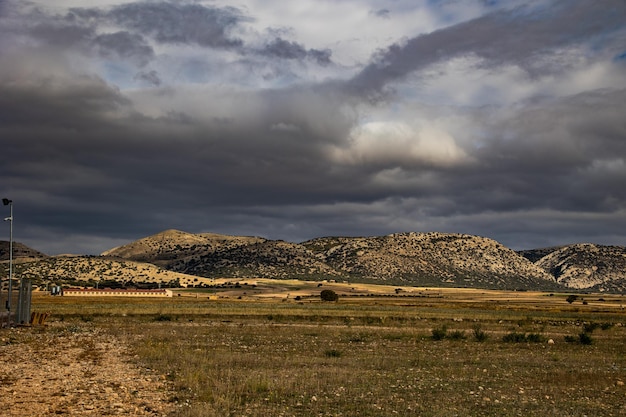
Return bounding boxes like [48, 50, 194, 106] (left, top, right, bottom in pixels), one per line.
[0, 325, 176, 416]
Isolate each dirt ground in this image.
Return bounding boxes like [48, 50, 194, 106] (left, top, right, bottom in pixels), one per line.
[0, 324, 176, 416]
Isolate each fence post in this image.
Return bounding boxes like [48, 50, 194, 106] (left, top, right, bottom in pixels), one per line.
[17, 279, 32, 325]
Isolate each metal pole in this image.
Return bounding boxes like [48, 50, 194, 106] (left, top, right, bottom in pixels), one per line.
[3, 199, 13, 322]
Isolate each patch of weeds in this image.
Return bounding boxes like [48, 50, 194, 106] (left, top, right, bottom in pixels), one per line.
[502, 332, 545, 343]
[431, 325, 447, 341]
[600, 322, 614, 331]
[79, 315, 93, 322]
[383, 332, 413, 341]
[324, 349, 342, 358]
[578, 333, 593, 345]
[565, 333, 593, 345]
[153, 314, 172, 322]
[583, 322, 599, 333]
[473, 325, 488, 342]
[448, 330, 466, 340]
[526, 333, 545, 343]
[502, 332, 527, 343]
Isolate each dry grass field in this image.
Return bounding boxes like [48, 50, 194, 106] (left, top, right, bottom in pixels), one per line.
[4, 282, 626, 416]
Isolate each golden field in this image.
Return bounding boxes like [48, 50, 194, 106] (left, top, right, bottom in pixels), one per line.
[9, 283, 626, 416]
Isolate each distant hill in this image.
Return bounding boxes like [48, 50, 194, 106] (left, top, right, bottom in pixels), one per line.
[302, 232, 557, 289]
[533, 243, 626, 292]
[0, 255, 205, 289]
[0, 241, 47, 260]
[102, 229, 267, 268]
[103, 230, 565, 291]
[6, 232, 626, 293]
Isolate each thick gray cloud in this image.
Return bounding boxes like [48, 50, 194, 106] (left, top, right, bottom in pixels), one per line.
[262, 37, 332, 66]
[350, 0, 626, 96]
[107, 2, 247, 49]
[1, 0, 625, 255]
[92, 31, 154, 66]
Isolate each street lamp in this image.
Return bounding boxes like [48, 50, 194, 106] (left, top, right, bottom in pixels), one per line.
[3, 198, 13, 314]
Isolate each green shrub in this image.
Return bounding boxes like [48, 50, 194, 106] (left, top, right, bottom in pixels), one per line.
[324, 349, 342, 358]
[526, 333, 545, 343]
[320, 289, 339, 302]
[154, 314, 172, 322]
[583, 322, 599, 333]
[431, 325, 448, 341]
[502, 332, 544, 343]
[448, 330, 466, 340]
[502, 332, 527, 343]
[473, 325, 488, 342]
[578, 333, 593, 345]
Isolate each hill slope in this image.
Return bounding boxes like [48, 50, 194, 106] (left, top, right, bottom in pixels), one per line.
[0, 241, 47, 260]
[534, 243, 626, 292]
[0, 255, 203, 289]
[303, 232, 557, 289]
[102, 230, 565, 290]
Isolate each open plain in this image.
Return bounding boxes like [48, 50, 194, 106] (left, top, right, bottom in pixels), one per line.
[1, 282, 625, 416]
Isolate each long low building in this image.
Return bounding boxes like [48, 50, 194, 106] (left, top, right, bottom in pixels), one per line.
[62, 288, 173, 297]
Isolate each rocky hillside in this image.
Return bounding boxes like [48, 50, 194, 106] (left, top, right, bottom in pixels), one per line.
[303, 232, 557, 289]
[532, 243, 626, 292]
[7, 232, 626, 292]
[0, 240, 47, 260]
[0, 255, 204, 289]
[102, 229, 266, 268]
[102, 230, 565, 290]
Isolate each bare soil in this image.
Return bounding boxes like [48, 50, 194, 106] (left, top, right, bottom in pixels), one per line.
[0, 324, 176, 416]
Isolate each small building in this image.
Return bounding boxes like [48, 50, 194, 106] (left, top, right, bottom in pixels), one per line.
[62, 288, 173, 297]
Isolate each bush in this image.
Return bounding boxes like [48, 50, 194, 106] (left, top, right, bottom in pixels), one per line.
[320, 289, 339, 302]
[154, 314, 172, 322]
[578, 333, 593, 345]
[502, 332, 528, 343]
[502, 332, 545, 343]
[431, 325, 448, 341]
[583, 322, 599, 333]
[565, 333, 593, 345]
[473, 325, 488, 342]
[526, 333, 545, 343]
[324, 349, 342, 358]
[566, 295, 578, 304]
[448, 330, 466, 340]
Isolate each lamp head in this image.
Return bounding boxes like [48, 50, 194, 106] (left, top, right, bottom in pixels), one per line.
[2, 198, 11, 206]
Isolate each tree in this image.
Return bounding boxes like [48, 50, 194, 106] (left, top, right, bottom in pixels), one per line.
[320, 289, 338, 302]
[566, 294, 578, 304]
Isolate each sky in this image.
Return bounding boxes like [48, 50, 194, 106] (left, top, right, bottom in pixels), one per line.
[1, 0, 626, 255]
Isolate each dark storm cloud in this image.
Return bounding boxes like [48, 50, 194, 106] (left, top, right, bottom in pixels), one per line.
[262, 37, 332, 66]
[349, 0, 626, 95]
[92, 31, 154, 67]
[2, 0, 625, 254]
[105, 2, 247, 49]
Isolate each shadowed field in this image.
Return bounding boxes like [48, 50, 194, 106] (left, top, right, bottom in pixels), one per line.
[29, 284, 626, 416]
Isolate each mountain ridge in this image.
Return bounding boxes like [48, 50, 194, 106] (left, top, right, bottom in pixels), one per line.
[100, 230, 626, 292]
[4, 232, 626, 292]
